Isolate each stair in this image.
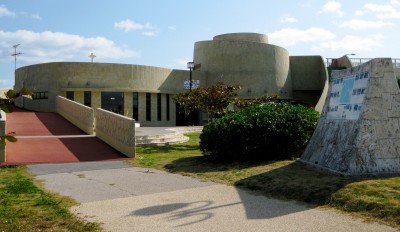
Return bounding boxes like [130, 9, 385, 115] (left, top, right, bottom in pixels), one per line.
[136, 132, 189, 146]
[135, 126, 203, 147]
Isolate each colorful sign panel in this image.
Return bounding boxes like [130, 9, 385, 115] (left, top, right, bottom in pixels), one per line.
[183, 80, 200, 90]
[327, 72, 370, 120]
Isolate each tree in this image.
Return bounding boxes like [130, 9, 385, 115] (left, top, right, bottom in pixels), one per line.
[173, 82, 240, 119]
[0, 87, 32, 145]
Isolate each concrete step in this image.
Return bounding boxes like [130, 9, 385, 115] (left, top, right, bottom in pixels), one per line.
[135, 126, 203, 147]
[136, 132, 189, 146]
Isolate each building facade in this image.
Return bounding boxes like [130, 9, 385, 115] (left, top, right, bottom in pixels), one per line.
[14, 33, 328, 126]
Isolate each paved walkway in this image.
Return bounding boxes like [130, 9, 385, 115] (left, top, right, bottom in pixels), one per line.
[4, 109, 128, 164]
[27, 161, 396, 232]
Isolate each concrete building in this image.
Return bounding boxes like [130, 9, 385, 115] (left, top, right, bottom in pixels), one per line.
[14, 33, 328, 126]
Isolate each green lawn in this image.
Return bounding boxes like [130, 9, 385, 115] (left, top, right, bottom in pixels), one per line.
[128, 132, 400, 228]
[0, 165, 101, 232]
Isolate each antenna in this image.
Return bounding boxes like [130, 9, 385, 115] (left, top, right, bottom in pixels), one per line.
[11, 44, 22, 70]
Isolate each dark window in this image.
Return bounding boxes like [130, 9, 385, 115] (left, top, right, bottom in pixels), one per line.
[66, 91, 74, 101]
[33, 91, 48, 100]
[157, 93, 162, 121]
[84, 91, 91, 107]
[101, 92, 124, 115]
[133, 92, 139, 121]
[166, 94, 170, 121]
[146, 93, 151, 121]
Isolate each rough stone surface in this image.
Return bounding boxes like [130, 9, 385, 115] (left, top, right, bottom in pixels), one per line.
[301, 58, 400, 176]
[55, 96, 94, 134]
[95, 108, 136, 157]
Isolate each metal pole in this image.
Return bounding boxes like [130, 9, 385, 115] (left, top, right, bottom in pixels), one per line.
[189, 67, 192, 92]
[12, 44, 21, 70]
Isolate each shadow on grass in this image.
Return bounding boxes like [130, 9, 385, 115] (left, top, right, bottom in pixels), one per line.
[234, 161, 356, 205]
[164, 156, 356, 205]
[164, 155, 278, 173]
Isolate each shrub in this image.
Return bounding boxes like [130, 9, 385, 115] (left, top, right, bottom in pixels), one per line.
[200, 102, 319, 162]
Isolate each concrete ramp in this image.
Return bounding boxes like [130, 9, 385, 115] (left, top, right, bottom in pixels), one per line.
[3, 109, 127, 164]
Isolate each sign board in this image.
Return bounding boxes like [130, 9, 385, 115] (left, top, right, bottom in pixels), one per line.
[327, 72, 370, 120]
[183, 80, 200, 90]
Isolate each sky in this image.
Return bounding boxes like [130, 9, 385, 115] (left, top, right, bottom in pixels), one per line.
[0, 0, 399, 88]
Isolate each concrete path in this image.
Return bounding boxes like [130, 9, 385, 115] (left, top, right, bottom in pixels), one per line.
[27, 161, 396, 232]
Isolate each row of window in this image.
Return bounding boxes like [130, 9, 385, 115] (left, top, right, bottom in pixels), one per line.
[32, 91, 49, 100]
[66, 91, 170, 122]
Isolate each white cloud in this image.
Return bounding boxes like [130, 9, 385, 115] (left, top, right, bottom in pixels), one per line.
[280, 14, 297, 23]
[363, 3, 400, 19]
[0, 30, 138, 63]
[355, 10, 364, 16]
[268, 27, 336, 46]
[318, 1, 344, 17]
[319, 34, 383, 51]
[114, 19, 157, 35]
[392, 0, 400, 6]
[0, 5, 15, 17]
[114, 19, 145, 32]
[339, 19, 394, 30]
[168, 25, 176, 30]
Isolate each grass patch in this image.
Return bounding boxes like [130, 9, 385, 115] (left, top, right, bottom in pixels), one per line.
[128, 132, 400, 228]
[0, 165, 101, 232]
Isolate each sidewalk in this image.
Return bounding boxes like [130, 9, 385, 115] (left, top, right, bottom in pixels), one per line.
[27, 161, 397, 232]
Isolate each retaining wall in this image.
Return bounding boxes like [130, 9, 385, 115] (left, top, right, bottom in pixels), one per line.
[55, 96, 94, 134]
[95, 108, 136, 157]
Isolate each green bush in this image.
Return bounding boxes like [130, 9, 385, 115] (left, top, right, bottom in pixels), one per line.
[200, 102, 319, 162]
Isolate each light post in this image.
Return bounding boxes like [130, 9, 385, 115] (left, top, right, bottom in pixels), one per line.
[187, 61, 194, 92]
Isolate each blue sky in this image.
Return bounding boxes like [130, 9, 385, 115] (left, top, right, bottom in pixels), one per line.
[0, 0, 399, 88]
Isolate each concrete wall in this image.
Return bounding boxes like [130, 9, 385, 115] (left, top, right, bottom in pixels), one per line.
[14, 62, 186, 126]
[290, 56, 328, 107]
[194, 33, 292, 99]
[0, 111, 6, 162]
[55, 96, 94, 134]
[335, 55, 353, 68]
[301, 58, 400, 176]
[213, 33, 268, 43]
[14, 33, 330, 123]
[95, 108, 135, 157]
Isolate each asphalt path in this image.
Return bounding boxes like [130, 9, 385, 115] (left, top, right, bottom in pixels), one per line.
[27, 161, 397, 232]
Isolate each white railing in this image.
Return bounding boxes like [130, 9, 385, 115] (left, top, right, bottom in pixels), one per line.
[326, 58, 400, 68]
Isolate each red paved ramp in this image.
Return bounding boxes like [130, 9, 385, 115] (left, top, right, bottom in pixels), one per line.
[4, 109, 128, 164]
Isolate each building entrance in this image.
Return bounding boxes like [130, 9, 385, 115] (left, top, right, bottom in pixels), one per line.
[101, 92, 124, 115]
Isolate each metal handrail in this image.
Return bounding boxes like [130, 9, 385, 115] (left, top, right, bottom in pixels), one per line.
[326, 58, 400, 68]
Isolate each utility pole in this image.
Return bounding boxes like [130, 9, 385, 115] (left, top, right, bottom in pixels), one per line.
[11, 44, 22, 70]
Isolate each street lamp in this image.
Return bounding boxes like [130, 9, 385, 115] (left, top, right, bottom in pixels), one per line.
[187, 61, 194, 92]
[345, 53, 356, 56]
